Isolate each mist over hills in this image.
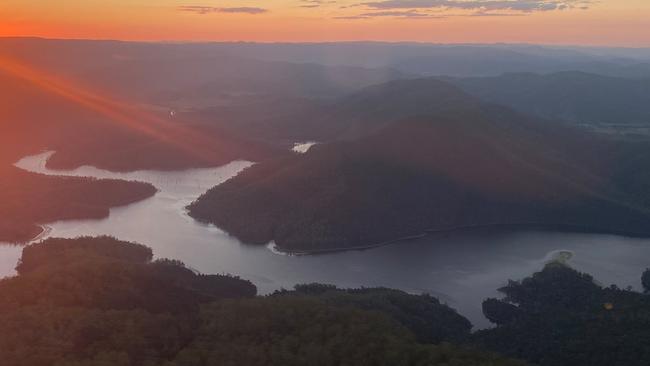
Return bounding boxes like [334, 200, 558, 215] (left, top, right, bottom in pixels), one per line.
[0, 68, 284, 172]
[0, 38, 407, 104]
[208, 42, 650, 78]
[3, 39, 650, 93]
[445, 72, 650, 126]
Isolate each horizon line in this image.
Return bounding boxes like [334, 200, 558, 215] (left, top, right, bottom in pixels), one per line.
[2, 36, 649, 50]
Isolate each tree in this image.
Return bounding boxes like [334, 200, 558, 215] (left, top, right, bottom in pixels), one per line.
[482, 298, 519, 325]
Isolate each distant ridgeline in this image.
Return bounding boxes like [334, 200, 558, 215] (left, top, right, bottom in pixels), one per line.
[1, 236, 649, 366]
[188, 78, 650, 252]
[444, 72, 650, 126]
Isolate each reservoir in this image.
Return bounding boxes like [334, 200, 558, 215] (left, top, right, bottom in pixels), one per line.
[2, 151, 650, 328]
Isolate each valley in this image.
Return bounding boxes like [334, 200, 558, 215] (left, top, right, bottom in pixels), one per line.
[1, 39, 650, 366]
[3, 150, 650, 330]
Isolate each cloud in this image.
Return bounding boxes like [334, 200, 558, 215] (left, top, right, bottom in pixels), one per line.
[363, 10, 444, 17]
[467, 11, 527, 16]
[358, 0, 593, 13]
[178, 6, 269, 15]
[335, 9, 446, 19]
[299, 0, 337, 8]
[334, 15, 372, 19]
[332, 0, 593, 19]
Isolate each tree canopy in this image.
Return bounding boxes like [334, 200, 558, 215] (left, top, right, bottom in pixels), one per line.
[0, 236, 526, 366]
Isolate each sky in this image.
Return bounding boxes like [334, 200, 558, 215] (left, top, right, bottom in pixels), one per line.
[1, 1, 649, 46]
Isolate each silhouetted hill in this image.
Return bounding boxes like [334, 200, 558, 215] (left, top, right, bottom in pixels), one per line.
[212, 78, 490, 143]
[188, 78, 650, 252]
[83, 56, 406, 103]
[445, 72, 650, 125]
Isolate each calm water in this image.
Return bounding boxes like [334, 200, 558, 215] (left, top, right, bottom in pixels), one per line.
[2, 151, 650, 328]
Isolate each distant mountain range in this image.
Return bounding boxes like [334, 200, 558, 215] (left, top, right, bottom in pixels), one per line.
[444, 72, 650, 125]
[3, 39, 650, 94]
[0, 38, 407, 104]
[188, 78, 650, 252]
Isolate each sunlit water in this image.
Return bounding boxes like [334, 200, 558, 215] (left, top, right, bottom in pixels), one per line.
[292, 141, 318, 153]
[2, 151, 650, 328]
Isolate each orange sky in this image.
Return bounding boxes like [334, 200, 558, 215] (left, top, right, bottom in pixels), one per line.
[1, 1, 649, 46]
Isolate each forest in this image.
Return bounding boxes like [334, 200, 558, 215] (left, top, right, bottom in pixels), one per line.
[188, 79, 650, 252]
[1, 236, 649, 366]
[0, 167, 156, 243]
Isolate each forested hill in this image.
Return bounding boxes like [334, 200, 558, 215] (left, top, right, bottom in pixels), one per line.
[477, 263, 650, 366]
[0, 58, 277, 243]
[2, 236, 649, 366]
[0, 236, 526, 366]
[0, 71, 157, 243]
[188, 78, 650, 252]
[444, 72, 650, 126]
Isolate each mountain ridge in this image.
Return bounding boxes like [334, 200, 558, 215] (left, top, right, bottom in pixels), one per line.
[188, 78, 650, 251]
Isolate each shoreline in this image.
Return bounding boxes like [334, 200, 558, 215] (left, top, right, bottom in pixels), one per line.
[27, 225, 52, 244]
[0, 225, 50, 247]
[270, 222, 650, 256]
[14, 152, 650, 256]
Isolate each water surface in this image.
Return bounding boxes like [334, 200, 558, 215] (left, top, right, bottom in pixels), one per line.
[292, 142, 318, 153]
[3, 151, 650, 328]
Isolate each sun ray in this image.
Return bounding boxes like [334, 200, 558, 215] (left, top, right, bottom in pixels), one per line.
[0, 55, 221, 163]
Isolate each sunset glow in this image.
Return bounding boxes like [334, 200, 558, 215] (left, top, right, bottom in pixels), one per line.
[1, 1, 649, 46]
[0, 53, 225, 163]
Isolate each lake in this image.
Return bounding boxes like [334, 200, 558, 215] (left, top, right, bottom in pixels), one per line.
[2, 151, 650, 328]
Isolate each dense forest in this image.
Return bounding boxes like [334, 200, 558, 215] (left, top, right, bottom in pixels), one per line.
[476, 263, 650, 366]
[188, 78, 650, 252]
[0, 167, 156, 243]
[0, 236, 524, 366]
[2, 236, 649, 366]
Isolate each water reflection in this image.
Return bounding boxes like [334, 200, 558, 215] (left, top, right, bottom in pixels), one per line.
[3, 151, 650, 328]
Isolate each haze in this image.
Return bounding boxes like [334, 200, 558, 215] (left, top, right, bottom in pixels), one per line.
[1, 0, 649, 46]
